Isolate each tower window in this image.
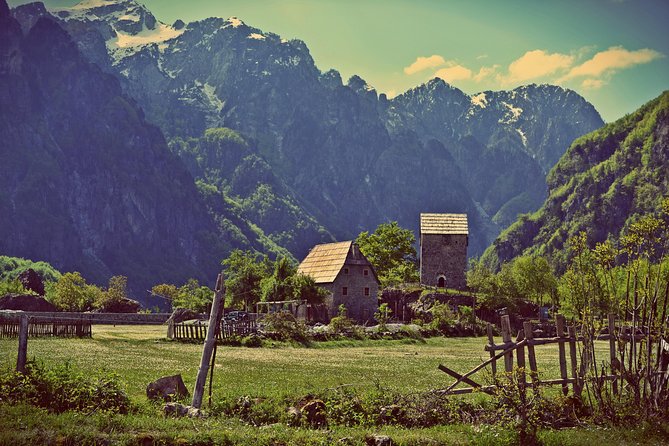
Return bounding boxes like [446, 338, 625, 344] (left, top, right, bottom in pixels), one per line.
[342, 287, 348, 296]
[364, 287, 370, 296]
[438, 277, 446, 288]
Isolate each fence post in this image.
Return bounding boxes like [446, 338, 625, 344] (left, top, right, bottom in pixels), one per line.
[17, 315, 29, 373]
[486, 324, 497, 378]
[608, 313, 618, 395]
[568, 325, 581, 395]
[556, 314, 569, 395]
[192, 273, 225, 409]
[523, 321, 539, 389]
[516, 330, 526, 389]
[501, 315, 513, 374]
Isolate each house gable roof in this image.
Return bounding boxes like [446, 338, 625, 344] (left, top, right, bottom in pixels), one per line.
[297, 241, 353, 284]
[420, 213, 468, 235]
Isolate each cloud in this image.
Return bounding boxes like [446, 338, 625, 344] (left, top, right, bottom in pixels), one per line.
[434, 65, 472, 82]
[404, 55, 446, 75]
[473, 65, 499, 82]
[500, 49, 573, 84]
[581, 79, 606, 89]
[561, 46, 663, 80]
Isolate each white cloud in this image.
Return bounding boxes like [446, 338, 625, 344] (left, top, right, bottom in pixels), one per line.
[434, 65, 472, 82]
[561, 46, 663, 80]
[582, 79, 606, 89]
[473, 65, 498, 82]
[499, 50, 573, 85]
[404, 55, 446, 75]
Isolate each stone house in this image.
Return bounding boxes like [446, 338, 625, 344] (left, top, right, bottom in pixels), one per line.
[297, 241, 379, 323]
[419, 213, 468, 290]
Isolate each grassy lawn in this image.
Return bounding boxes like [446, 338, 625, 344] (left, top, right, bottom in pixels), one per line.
[0, 325, 586, 400]
[1, 326, 665, 445]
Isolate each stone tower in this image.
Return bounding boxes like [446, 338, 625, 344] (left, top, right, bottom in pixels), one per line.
[419, 213, 468, 289]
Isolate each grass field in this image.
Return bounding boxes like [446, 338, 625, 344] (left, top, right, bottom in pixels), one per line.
[1, 326, 666, 445]
[0, 325, 581, 400]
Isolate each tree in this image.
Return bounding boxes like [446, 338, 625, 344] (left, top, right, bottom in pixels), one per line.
[94, 275, 129, 311]
[374, 303, 392, 330]
[260, 257, 297, 302]
[290, 273, 328, 305]
[151, 283, 179, 302]
[222, 250, 271, 311]
[172, 279, 213, 313]
[51, 272, 98, 312]
[356, 221, 419, 288]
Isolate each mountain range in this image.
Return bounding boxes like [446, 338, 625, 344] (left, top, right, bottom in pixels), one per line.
[482, 90, 669, 272]
[2, 0, 606, 302]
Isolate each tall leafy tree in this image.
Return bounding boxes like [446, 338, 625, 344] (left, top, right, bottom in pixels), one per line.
[356, 221, 419, 288]
[222, 250, 271, 311]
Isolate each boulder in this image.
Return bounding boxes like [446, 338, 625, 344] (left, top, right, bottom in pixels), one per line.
[365, 435, 393, 446]
[300, 399, 327, 427]
[147, 374, 189, 402]
[0, 294, 57, 312]
[18, 268, 45, 295]
[163, 402, 203, 418]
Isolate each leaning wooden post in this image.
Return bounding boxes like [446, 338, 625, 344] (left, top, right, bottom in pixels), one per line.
[523, 321, 539, 389]
[17, 314, 29, 373]
[486, 323, 497, 378]
[608, 313, 618, 395]
[192, 273, 225, 409]
[556, 314, 569, 396]
[501, 315, 513, 374]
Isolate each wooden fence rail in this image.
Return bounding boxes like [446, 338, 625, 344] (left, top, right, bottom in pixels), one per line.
[0, 317, 91, 339]
[172, 319, 257, 342]
[438, 313, 668, 397]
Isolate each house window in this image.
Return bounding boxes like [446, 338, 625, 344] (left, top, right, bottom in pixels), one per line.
[363, 269, 369, 276]
[344, 267, 349, 275]
[342, 287, 348, 296]
[364, 287, 370, 296]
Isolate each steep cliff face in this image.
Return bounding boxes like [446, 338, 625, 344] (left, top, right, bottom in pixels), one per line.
[0, 6, 260, 300]
[482, 91, 669, 271]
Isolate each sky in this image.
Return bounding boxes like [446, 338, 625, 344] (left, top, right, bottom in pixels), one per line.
[9, 0, 669, 122]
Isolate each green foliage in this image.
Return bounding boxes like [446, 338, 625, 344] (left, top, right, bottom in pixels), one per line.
[94, 275, 129, 312]
[468, 255, 557, 311]
[260, 257, 296, 302]
[0, 361, 130, 414]
[356, 221, 419, 288]
[223, 249, 271, 311]
[261, 311, 309, 344]
[290, 272, 328, 305]
[374, 303, 392, 330]
[0, 278, 27, 296]
[171, 278, 213, 313]
[329, 304, 356, 335]
[0, 256, 61, 283]
[50, 272, 99, 312]
[428, 302, 457, 332]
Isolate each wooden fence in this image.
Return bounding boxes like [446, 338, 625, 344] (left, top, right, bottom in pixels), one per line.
[172, 318, 257, 342]
[437, 313, 667, 396]
[0, 315, 92, 339]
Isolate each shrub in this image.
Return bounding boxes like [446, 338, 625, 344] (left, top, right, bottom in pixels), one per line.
[241, 334, 263, 348]
[262, 311, 309, 344]
[0, 361, 131, 414]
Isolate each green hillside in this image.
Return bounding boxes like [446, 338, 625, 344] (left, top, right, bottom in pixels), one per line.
[482, 91, 669, 271]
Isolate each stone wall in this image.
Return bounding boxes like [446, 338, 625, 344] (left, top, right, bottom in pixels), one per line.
[420, 233, 468, 289]
[0, 311, 172, 325]
[322, 262, 379, 324]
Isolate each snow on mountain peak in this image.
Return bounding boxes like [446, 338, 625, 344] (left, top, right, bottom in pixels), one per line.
[471, 92, 488, 108]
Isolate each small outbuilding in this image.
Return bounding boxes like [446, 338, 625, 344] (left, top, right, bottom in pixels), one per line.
[419, 213, 468, 290]
[297, 241, 379, 323]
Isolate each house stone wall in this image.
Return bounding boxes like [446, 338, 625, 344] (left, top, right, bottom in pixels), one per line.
[420, 233, 468, 289]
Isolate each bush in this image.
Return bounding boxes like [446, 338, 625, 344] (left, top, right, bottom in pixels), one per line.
[241, 334, 263, 348]
[0, 361, 131, 414]
[262, 311, 309, 344]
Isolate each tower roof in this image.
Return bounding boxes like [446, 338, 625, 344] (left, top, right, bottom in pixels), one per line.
[420, 213, 468, 235]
